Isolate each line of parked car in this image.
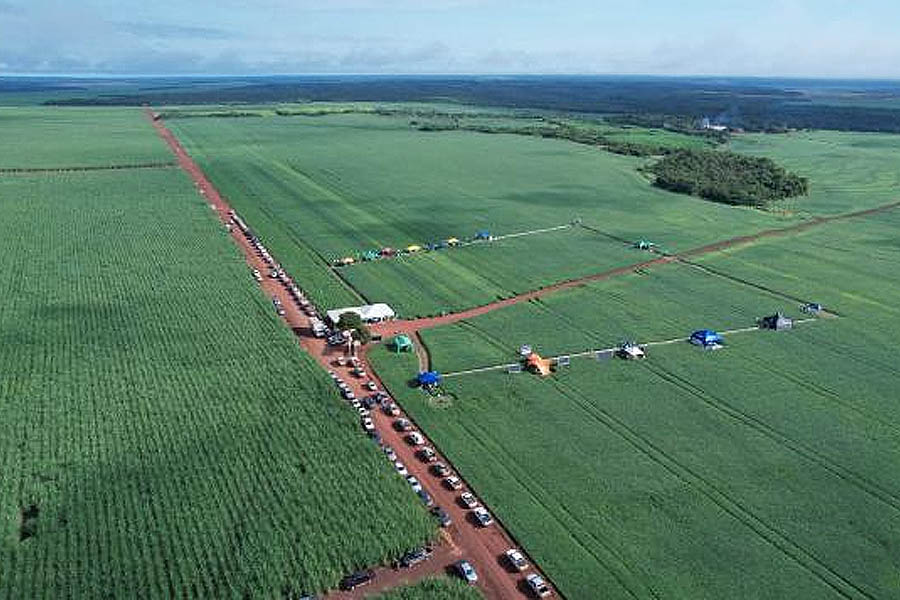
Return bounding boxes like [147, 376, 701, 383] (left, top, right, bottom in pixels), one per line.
[389, 415, 552, 596]
[230, 210, 326, 326]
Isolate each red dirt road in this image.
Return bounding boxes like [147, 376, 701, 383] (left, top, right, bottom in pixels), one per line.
[151, 107, 899, 599]
[149, 111, 548, 600]
[374, 198, 900, 339]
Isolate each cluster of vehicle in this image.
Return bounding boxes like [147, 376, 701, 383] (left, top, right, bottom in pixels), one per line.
[230, 210, 322, 324]
[328, 370, 383, 436]
[501, 549, 551, 597]
[230, 214, 550, 597]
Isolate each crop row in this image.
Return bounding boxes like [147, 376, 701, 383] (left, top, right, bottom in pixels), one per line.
[0, 107, 174, 169]
[0, 169, 434, 599]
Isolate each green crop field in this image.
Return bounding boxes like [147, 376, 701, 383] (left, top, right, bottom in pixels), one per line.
[372, 321, 900, 599]
[729, 131, 900, 215]
[0, 107, 174, 169]
[369, 200, 900, 599]
[170, 110, 794, 314]
[419, 261, 805, 374]
[341, 227, 644, 317]
[0, 112, 436, 598]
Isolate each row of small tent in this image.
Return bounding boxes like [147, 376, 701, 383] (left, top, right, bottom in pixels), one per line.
[334, 231, 494, 266]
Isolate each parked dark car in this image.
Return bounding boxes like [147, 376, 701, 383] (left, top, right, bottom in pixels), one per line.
[339, 569, 375, 591]
[417, 488, 434, 507]
[431, 506, 452, 528]
[430, 462, 450, 477]
[394, 546, 433, 569]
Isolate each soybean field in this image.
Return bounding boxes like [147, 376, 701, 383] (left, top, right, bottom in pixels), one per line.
[0, 107, 175, 169]
[0, 111, 435, 598]
[368, 195, 900, 599]
[169, 110, 790, 315]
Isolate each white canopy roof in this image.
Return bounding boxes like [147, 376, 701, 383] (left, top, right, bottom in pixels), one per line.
[326, 303, 396, 325]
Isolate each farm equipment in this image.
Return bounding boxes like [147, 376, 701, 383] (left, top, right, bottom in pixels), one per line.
[801, 302, 823, 315]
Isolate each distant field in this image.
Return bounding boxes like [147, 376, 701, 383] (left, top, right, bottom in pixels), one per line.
[0, 107, 173, 169]
[729, 131, 900, 215]
[0, 118, 435, 597]
[171, 110, 790, 313]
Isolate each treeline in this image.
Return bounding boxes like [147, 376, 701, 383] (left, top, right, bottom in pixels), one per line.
[160, 110, 265, 119]
[647, 149, 809, 206]
[606, 114, 730, 141]
[415, 120, 681, 156]
[43, 77, 900, 134]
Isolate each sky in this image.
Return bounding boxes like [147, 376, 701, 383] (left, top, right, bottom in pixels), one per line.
[1, 0, 898, 78]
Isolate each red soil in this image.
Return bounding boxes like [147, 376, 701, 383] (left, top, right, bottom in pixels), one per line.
[375, 199, 900, 339]
[151, 107, 898, 599]
[149, 110, 547, 600]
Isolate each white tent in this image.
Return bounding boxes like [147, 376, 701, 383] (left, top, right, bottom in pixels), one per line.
[326, 303, 396, 325]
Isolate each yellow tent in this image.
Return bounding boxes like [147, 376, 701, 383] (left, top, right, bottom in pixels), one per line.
[446, 237, 460, 246]
[406, 245, 422, 253]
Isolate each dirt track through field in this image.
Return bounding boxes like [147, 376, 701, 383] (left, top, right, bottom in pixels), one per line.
[374, 199, 900, 341]
[151, 106, 899, 599]
[149, 110, 548, 600]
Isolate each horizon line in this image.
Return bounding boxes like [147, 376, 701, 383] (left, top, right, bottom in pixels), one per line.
[2, 72, 900, 83]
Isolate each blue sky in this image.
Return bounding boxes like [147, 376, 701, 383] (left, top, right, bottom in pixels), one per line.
[1, 0, 898, 77]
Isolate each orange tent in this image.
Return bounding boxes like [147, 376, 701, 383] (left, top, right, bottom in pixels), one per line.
[526, 352, 552, 377]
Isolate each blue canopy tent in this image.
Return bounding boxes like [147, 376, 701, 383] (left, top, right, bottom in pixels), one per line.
[690, 329, 724, 347]
[417, 371, 443, 387]
[474, 230, 492, 241]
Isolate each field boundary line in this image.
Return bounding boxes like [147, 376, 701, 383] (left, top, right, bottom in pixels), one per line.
[375, 198, 900, 338]
[333, 221, 577, 269]
[0, 161, 178, 175]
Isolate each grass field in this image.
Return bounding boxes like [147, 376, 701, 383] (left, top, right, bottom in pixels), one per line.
[0, 107, 174, 169]
[170, 110, 791, 314]
[370, 203, 900, 599]
[0, 155, 435, 596]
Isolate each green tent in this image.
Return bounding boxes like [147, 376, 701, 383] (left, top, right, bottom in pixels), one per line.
[391, 335, 414, 353]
